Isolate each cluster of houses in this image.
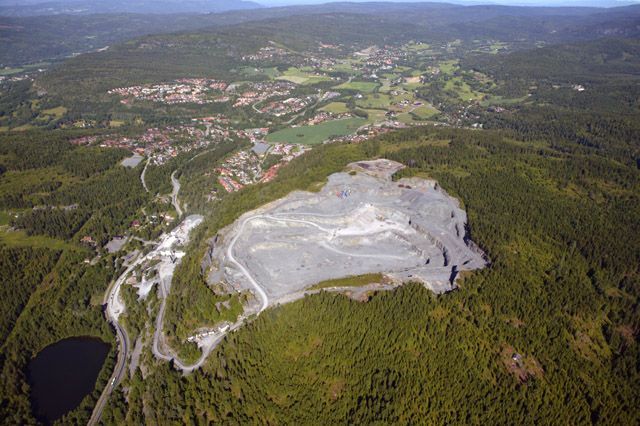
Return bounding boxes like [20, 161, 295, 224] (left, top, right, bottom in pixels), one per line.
[301, 111, 351, 126]
[216, 150, 262, 192]
[258, 95, 316, 116]
[232, 81, 297, 108]
[108, 78, 229, 105]
[83, 122, 230, 165]
[242, 45, 291, 62]
[214, 142, 308, 192]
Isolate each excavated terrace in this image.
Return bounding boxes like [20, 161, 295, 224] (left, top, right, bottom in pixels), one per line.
[207, 159, 486, 305]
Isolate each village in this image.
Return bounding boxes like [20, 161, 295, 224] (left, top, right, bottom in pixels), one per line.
[78, 39, 517, 217]
[71, 121, 231, 165]
[216, 142, 308, 193]
[108, 78, 229, 105]
[232, 81, 297, 108]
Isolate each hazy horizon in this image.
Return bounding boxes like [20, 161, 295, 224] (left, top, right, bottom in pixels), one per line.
[2, 0, 640, 7]
[258, 0, 639, 6]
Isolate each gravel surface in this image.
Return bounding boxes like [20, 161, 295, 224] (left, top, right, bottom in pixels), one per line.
[211, 159, 486, 300]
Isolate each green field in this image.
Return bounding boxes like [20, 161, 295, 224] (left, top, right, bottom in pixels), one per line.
[239, 66, 281, 78]
[439, 60, 458, 75]
[265, 118, 366, 145]
[0, 211, 10, 226]
[334, 80, 379, 93]
[445, 77, 483, 101]
[0, 229, 82, 251]
[379, 78, 394, 93]
[0, 67, 24, 76]
[397, 104, 439, 124]
[327, 61, 360, 75]
[402, 81, 427, 91]
[480, 95, 530, 107]
[411, 105, 439, 118]
[277, 67, 331, 85]
[40, 106, 67, 118]
[11, 124, 36, 132]
[356, 94, 394, 109]
[320, 102, 350, 114]
[309, 273, 385, 290]
[489, 41, 509, 54]
[405, 42, 431, 52]
[362, 109, 387, 124]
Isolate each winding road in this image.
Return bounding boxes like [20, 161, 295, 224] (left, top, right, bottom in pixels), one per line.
[88, 259, 136, 426]
[226, 215, 270, 313]
[171, 171, 183, 217]
[140, 159, 150, 193]
[89, 174, 190, 425]
[89, 204, 411, 423]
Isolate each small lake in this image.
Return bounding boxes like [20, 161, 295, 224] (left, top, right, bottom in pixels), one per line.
[27, 337, 110, 425]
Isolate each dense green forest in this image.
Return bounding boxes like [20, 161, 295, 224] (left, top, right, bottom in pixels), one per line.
[0, 3, 639, 425]
[0, 247, 60, 343]
[458, 37, 640, 171]
[0, 130, 158, 424]
[104, 124, 639, 424]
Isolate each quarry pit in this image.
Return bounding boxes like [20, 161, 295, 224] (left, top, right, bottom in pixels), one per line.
[206, 159, 486, 312]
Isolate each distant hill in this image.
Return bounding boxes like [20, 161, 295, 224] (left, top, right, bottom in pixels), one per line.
[465, 38, 640, 82]
[0, 0, 261, 16]
[2, 2, 640, 66]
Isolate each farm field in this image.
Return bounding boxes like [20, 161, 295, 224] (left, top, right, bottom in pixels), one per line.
[0, 211, 10, 226]
[320, 102, 350, 114]
[265, 118, 366, 145]
[445, 77, 483, 101]
[328, 61, 360, 75]
[405, 42, 431, 52]
[0, 67, 24, 76]
[489, 42, 509, 53]
[480, 95, 530, 106]
[277, 67, 331, 85]
[356, 93, 395, 109]
[411, 105, 439, 118]
[362, 109, 387, 123]
[439, 60, 458, 75]
[239, 66, 281, 78]
[39, 106, 68, 120]
[334, 80, 379, 93]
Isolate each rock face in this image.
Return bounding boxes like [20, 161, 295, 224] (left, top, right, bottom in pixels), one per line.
[201, 236, 218, 275]
[206, 159, 487, 303]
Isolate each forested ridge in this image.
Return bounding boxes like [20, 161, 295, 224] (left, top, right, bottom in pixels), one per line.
[0, 5, 638, 425]
[0, 131, 155, 425]
[458, 37, 640, 174]
[99, 122, 640, 424]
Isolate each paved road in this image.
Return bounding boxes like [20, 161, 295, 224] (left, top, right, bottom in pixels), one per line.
[226, 215, 270, 313]
[88, 322, 129, 424]
[146, 212, 272, 373]
[171, 171, 183, 217]
[90, 215, 203, 422]
[140, 159, 150, 193]
[88, 271, 134, 426]
[252, 100, 263, 113]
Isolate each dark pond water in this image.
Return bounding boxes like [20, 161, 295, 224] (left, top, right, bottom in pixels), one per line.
[27, 337, 110, 425]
